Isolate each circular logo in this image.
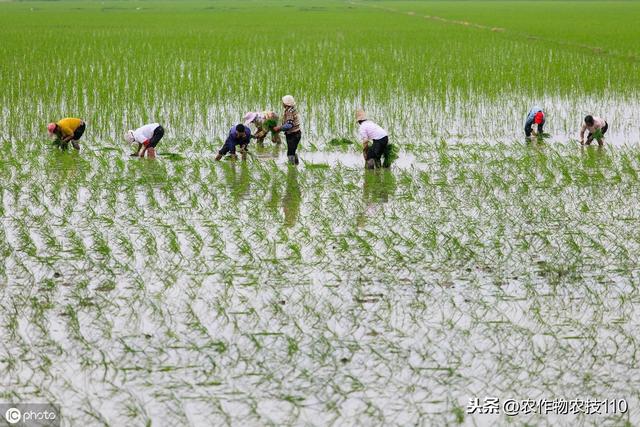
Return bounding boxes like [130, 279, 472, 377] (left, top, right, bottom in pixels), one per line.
[5, 407, 21, 424]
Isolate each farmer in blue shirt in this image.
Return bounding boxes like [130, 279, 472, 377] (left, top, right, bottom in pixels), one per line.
[215, 124, 252, 161]
[524, 106, 545, 138]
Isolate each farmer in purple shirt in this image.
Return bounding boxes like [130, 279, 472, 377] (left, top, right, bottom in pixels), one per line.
[215, 124, 252, 161]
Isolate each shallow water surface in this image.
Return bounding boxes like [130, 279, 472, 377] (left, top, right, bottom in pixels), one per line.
[2, 141, 639, 425]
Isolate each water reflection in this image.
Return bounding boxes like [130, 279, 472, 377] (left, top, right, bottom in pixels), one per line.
[282, 166, 301, 227]
[301, 151, 418, 169]
[133, 157, 169, 186]
[580, 144, 609, 173]
[45, 149, 88, 186]
[363, 169, 396, 203]
[253, 143, 281, 161]
[220, 161, 251, 200]
[358, 169, 396, 226]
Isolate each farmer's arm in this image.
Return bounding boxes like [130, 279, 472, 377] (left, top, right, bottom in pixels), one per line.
[135, 132, 151, 156]
[359, 125, 370, 145]
[250, 127, 260, 139]
[223, 132, 236, 154]
[130, 142, 143, 156]
[524, 116, 534, 127]
[280, 121, 293, 132]
[579, 124, 587, 142]
[59, 124, 74, 142]
[253, 128, 267, 139]
[274, 115, 294, 132]
[524, 119, 533, 137]
[360, 128, 370, 157]
[138, 142, 149, 157]
[238, 131, 250, 156]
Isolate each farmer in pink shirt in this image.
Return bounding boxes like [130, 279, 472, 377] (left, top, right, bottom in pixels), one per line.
[580, 115, 609, 146]
[357, 109, 389, 169]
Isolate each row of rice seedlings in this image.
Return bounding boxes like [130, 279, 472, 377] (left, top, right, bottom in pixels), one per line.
[2, 1, 639, 146]
[5, 145, 640, 291]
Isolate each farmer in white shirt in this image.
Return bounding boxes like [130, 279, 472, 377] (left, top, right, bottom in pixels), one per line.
[580, 115, 608, 146]
[357, 109, 389, 169]
[124, 123, 165, 158]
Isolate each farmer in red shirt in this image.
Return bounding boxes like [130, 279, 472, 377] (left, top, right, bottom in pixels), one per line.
[524, 107, 545, 138]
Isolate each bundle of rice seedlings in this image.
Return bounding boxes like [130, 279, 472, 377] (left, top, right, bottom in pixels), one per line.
[327, 137, 355, 146]
[301, 159, 330, 169]
[263, 117, 279, 130]
[382, 143, 399, 167]
[158, 152, 185, 160]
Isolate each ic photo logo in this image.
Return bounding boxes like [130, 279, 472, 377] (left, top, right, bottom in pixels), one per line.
[0, 403, 59, 427]
[4, 407, 21, 424]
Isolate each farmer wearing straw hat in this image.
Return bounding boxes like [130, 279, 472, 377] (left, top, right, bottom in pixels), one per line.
[215, 124, 252, 161]
[47, 117, 85, 150]
[243, 111, 281, 144]
[580, 115, 609, 146]
[124, 123, 165, 159]
[357, 109, 390, 169]
[272, 95, 302, 165]
[524, 106, 545, 138]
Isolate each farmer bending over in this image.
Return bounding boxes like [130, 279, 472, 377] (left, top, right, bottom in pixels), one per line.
[524, 106, 545, 138]
[47, 118, 86, 150]
[216, 124, 252, 161]
[357, 109, 389, 169]
[580, 115, 609, 146]
[125, 123, 165, 158]
[243, 111, 281, 144]
[272, 95, 302, 165]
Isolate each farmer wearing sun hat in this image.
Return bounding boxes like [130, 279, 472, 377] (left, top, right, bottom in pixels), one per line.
[47, 117, 86, 150]
[273, 95, 302, 165]
[243, 111, 281, 144]
[524, 106, 545, 138]
[357, 109, 390, 169]
[124, 123, 165, 158]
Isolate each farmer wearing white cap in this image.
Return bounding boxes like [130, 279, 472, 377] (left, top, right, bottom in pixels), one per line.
[243, 111, 281, 144]
[273, 95, 302, 165]
[124, 123, 165, 158]
[357, 109, 389, 169]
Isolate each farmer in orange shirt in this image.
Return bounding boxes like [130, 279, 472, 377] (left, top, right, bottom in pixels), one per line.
[47, 117, 86, 150]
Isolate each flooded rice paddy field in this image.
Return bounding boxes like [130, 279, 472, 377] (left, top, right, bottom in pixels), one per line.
[1, 1, 640, 425]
